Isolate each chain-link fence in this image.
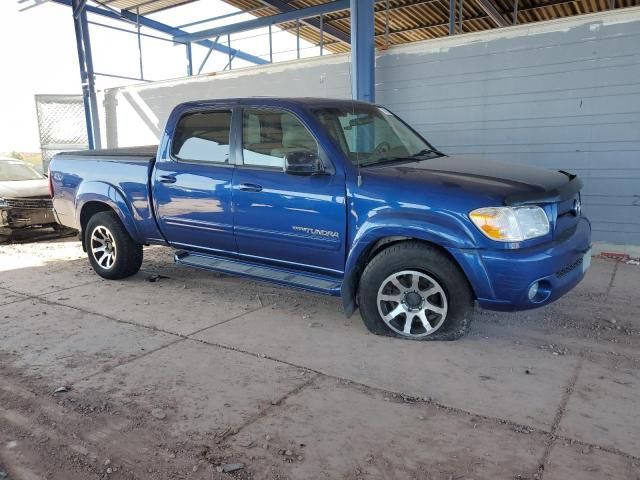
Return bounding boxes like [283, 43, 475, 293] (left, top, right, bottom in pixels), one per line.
[34, 94, 88, 171]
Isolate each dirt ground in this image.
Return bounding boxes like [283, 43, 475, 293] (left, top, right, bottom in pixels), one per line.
[0, 240, 639, 480]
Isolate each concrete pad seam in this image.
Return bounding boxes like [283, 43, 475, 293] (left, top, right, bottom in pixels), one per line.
[217, 374, 320, 443]
[605, 259, 621, 300]
[475, 327, 640, 363]
[3, 296, 636, 464]
[550, 432, 640, 463]
[183, 304, 272, 337]
[5, 283, 635, 462]
[188, 337, 640, 464]
[186, 335, 559, 439]
[0, 297, 32, 308]
[73, 338, 187, 384]
[63, 304, 274, 384]
[537, 356, 584, 479]
[25, 296, 186, 340]
[0, 279, 103, 299]
[23, 293, 271, 340]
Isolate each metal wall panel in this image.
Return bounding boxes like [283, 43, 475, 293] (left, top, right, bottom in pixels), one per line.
[101, 8, 640, 245]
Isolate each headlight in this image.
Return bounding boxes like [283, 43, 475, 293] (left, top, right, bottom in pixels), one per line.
[469, 206, 549, 242]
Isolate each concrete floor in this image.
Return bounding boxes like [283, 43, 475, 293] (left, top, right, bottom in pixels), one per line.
[0, 240, 638, 480]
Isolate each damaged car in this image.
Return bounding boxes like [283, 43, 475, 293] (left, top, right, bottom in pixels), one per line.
[0, 157, 59, 242]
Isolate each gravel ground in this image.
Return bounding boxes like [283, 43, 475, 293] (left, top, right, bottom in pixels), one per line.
[0, 239, 639, 479]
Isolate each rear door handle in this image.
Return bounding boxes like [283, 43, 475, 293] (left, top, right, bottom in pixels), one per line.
[239, 183, 263, 192]
[159, 175, 176, 184]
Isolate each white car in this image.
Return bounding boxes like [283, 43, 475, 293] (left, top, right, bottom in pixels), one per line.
[0, 157, 58, 242]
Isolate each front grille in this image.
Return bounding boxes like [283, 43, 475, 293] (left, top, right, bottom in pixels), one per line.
[554, 193, 581, 238]
[3, 197, 53, 209]
[556, 257, 583, 278]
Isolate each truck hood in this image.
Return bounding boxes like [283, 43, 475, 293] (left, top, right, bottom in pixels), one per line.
[0, 179, 49, 199]
[366, 155, 569, 202]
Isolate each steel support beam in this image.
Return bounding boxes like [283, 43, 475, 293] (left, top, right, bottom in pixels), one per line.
[449, 0, 456, 34]
[258, 0, 351, 44]
[174, 0, 349, 44]
[186, 42, 193, 76]
[350, 0, 375, 103]
[52, 0, 267, 65]
[475, 0, 509, 27]
[71, 0, 101, 149]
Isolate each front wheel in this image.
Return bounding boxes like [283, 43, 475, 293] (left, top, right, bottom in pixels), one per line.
[85, 211, 143, 280]
[358, 242, 474, 341]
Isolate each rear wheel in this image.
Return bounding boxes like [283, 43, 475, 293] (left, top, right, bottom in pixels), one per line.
[85, 211, 142, 280]
[358, 241, 474, 341]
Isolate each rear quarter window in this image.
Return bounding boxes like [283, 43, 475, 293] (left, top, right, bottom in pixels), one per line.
[172, 110, 232, 163]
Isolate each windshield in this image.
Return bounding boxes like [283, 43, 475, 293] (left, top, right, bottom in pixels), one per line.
[0, 161, 43, 181]
[312, 105, 443, 167]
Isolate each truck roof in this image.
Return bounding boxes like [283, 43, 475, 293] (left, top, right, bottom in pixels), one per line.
[179, 97, 375, 110]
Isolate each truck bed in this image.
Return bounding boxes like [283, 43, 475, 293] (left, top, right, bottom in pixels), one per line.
[49, 145, 164, 244]
[56, 145, 158, 160]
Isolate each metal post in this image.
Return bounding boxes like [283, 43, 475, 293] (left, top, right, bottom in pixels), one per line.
[186, 42, 193, 75]
[71, 0, 101, 149]
[80, 11, 101, 149]
[513, 0, 519, 24]
[350, 0, 375, 102]
[227, 33, 232, 70]
[319, 14, 324, 56]
[136, 7, 144, 80]
[449, 0, 456, 35]
[269, 24, 273, 62]
[198, 37, 218, 74]
[459, 0, 464, 32]
[296, 19, 300, 59]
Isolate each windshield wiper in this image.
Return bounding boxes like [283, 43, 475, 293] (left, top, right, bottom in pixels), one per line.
[411, 148, 444, 159]
[358, 148, 444, 168]
[360, 157, 417, 167]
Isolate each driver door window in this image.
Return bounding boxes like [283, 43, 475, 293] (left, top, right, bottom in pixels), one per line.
[242, 109, 318, 169]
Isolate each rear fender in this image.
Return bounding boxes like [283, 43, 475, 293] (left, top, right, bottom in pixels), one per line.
[75, 181, 142, 243]
[341, 210, 477, 316]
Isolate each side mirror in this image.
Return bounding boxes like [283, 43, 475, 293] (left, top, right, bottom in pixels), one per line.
[284, 151, 325, 176]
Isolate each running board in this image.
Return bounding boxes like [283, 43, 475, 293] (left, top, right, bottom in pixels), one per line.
[174, 250, 342, 296]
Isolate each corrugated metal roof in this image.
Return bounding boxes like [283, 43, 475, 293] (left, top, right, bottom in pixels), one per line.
[105, 0, 639, 51]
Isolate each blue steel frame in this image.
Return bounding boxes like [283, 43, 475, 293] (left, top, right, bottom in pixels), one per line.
[350, 0, 375, 102]
[53, 0, 268, 149]
[174, 0, 350, 43]
[53, 0, 377, 147]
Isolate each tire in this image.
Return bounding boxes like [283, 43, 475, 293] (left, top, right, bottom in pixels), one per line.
[85, 211, 143, 280]
[357, 241, 474, 341]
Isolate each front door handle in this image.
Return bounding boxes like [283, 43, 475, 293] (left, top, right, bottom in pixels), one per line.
[239, 183, 263, 192]
[159, 175, 176, 184]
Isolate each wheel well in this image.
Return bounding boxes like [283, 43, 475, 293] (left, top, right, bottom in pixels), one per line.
[79, 202, 114, 250]
[361, 237, 460, 275]
[347, 237, 474, 311]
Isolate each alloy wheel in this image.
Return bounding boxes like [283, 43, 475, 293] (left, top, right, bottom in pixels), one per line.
[90, 225, 117, 270]
[376, 270, 448, 338]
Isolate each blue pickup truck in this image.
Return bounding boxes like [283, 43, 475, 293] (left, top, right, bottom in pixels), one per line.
[50, 97, 591, 340]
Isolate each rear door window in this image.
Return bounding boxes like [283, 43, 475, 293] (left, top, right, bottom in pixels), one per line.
[172, 110, 232, 163]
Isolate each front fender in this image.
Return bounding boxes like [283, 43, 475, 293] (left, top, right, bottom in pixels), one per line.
[75, 181, 142, 243]
[341, 210, 478, 316]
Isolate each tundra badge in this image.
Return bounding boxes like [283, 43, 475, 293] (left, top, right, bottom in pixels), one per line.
[292, 226, 339, 239]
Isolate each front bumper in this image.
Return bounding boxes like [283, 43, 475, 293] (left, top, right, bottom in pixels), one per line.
[450, 217, 592, 311]
[0, 207, 57, 234]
